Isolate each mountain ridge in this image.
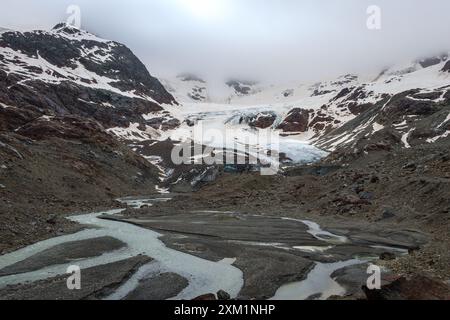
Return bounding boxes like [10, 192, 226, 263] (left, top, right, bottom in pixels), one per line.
[161, 54, 449, 154]
[0, 23, 179, 139]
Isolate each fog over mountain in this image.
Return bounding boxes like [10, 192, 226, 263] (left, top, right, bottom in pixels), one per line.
[2, 0, 450, 82]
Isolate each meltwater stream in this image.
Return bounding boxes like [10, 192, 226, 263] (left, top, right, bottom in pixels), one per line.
[0, 198, 393, 300]
[0, 199, 244, 300]
[271, 259, 366, 300]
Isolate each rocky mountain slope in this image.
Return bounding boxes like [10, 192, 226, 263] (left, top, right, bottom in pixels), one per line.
[0, 23, 179, 139]
[0, 24, 180, 253]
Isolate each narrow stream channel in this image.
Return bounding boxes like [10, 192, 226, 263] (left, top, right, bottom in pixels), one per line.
[0, 199, 244, 300]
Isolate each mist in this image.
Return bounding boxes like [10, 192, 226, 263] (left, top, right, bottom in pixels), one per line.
[1, 0, 450, 83]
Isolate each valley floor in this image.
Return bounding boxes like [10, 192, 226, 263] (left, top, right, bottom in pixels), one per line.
[0, 195, 432, 300]
[150, 145, 450, 281]
[0, 135, 449, 300]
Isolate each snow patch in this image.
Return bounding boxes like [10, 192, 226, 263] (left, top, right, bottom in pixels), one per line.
[401, 129, 415, 148]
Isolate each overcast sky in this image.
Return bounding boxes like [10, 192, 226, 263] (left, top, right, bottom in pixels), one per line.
[2, 0, 450, 82]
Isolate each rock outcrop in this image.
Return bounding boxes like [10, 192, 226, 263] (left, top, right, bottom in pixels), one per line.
[277, 108, 311, 132]
[249, 112, 277, 129]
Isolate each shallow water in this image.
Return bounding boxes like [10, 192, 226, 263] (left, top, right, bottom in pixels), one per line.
[282, 218, 349, 244]
[0, 200, 405, 300]
[0, 204, 244, 300]
[271, 259, 366, 300]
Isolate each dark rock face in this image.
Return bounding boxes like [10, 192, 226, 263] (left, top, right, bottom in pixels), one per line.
[332, 87, 353, 101]
[317, 84, 450, 153]
[419, 54, 448, 68]
[411, 91, 443, 100]
[226, 79, 256, 95]
[217, 290, 231, 300]
[15, 115, 109, 142]
[347, 102, 373, 115]
[277, 108, 311, 132]
[0, 24, 177, 133]
[283, 89, 294, 97]
[249, 112, 277, 129]
[0, 236, 125, 276]
[312, 89, 334, 97]
[0, 125, 161, 254]
[379, 252, 396, 261]
[192, 293, 217, 300]
[309, 111, 336, 133]
[188, 86, 207, 101]
[382, 94, 439, 119]
[442, 60, 450, 72]
[1, 25, 175, 105]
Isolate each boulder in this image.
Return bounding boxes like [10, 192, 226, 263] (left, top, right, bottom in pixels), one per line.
[192, 293, 217, 301]
[363, 275, 450, 300]
[381, 208, 396, 219]
[217, 290, 231, 300]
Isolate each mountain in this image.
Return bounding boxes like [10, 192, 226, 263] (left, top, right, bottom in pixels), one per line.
[1, 23, 449, 220]
[0, 24, 181, 240]
[0, 23, 179, 139]
[162, 74, 262, 103]
[163, 55, 450, 153]
[0, 23, 449, 297]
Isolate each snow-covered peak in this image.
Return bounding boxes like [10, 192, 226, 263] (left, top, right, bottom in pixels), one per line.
[52, 22, 79, 31]
[48, 22, 112, 43]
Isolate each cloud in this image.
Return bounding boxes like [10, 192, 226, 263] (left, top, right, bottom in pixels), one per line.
[2, 0, 450, 82]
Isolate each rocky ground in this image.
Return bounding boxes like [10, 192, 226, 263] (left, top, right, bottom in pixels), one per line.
[132, 139, 450, 283]
[0, 117, 161, 255]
